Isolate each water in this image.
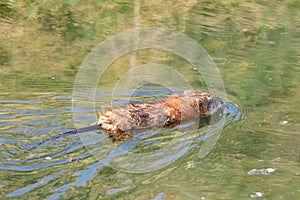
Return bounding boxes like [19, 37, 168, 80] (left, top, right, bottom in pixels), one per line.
[0, 90, 239, 199]
[1, 1, 299, 199]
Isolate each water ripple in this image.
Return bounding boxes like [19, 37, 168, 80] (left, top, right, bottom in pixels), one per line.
[0, 100, 42, 104]
[1, 91, 240, 199]
[5, 170, 67, 198]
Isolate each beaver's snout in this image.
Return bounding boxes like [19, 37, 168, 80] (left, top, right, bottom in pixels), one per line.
[206, 96, 224, 115]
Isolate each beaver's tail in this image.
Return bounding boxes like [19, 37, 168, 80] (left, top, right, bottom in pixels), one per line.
[57, 124, 102, 138]
[29, 125, 102, 150]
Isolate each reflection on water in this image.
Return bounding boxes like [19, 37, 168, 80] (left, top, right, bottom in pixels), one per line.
[1, 0, 299, 199]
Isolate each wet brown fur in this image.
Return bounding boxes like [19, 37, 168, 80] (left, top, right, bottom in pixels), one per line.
[96, 91, 223, 138]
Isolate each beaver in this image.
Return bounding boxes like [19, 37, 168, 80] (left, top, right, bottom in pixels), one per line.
[97, 90, 223, 132]
[28, 91, 224, 150]
[59, 91, 224, 140]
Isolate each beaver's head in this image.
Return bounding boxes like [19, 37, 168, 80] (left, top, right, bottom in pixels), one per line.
[204, 95, 224, 115]
[182, 91, 224, 117]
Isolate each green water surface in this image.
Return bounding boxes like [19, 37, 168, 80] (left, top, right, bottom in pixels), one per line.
[0, 0, 299, 199]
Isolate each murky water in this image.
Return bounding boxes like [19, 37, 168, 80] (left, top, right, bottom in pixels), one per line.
[1, 1, 299, 199]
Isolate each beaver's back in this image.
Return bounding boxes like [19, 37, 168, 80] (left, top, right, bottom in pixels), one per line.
[97, 91, 223, 134]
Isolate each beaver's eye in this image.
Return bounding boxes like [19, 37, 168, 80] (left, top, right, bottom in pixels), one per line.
[207, 99, 214, 108]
